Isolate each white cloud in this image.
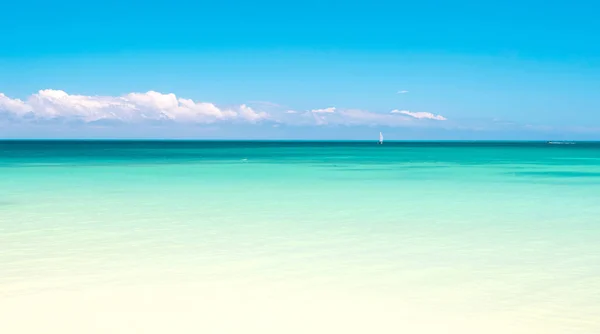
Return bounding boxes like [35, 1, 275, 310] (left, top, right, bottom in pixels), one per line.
[238, 104, 268, 122]
[310, 107, 336, 113]
[397, 90, 409, 94]
[285, 109, 421, 127]
[0, 90, 269, 124]
[0, 90, 450, 129]
[335, 109, 411, 126]
[0, 93, 30, 115]
[391, 109, 447, 121]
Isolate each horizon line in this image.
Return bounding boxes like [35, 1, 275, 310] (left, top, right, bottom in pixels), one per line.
[0, 139, 594, 143]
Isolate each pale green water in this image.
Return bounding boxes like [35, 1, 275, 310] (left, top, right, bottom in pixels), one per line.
[1, 141, 600, 333]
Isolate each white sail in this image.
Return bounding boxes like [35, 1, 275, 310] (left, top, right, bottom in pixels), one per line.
[379, 132, 383, 144]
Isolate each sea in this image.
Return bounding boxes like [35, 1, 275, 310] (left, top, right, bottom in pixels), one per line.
[1, 140, 599, 334]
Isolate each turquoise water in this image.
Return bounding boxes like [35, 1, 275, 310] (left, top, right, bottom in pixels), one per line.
[1, 141, 600, 333]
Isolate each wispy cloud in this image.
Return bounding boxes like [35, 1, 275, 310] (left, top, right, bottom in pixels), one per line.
[397, 90, 409, 94]
[391, 109, 447, 121]
[285, 110, 298, 114]
[247, 101, 282, 107]
[310, 107, 336, 113]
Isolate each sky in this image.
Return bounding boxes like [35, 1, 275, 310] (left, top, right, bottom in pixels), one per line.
[1, 0, 599, 139]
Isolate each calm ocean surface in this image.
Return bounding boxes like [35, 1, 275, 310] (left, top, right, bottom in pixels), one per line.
[1, 141, 600, 333]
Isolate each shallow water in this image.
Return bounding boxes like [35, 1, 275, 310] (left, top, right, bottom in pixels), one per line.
[1, 141, 599, 333]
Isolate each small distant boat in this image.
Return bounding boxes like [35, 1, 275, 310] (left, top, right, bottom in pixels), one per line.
[378, 132, 383, 145]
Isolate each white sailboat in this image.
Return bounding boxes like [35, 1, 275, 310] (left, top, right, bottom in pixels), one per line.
[378, 132, 383, 144]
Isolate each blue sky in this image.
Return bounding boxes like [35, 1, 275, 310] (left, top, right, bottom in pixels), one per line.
[1, 0, 599, 139]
